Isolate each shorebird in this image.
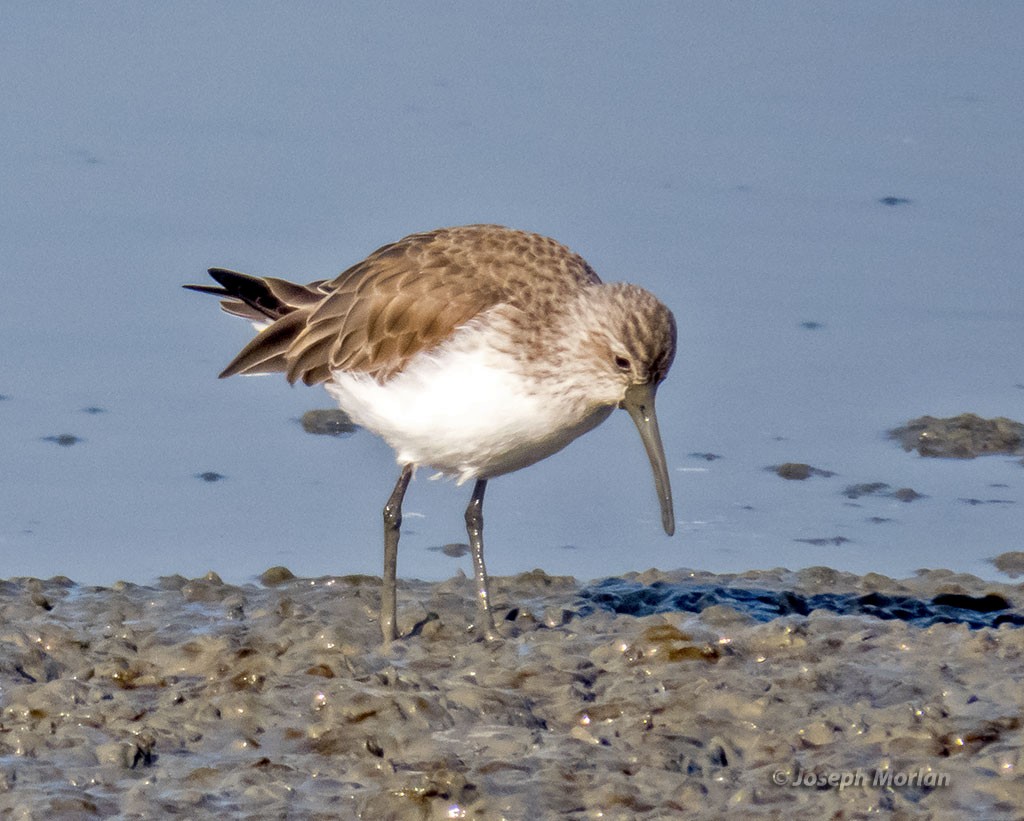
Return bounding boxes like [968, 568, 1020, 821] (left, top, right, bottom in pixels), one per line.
[185, 225, 677, 641]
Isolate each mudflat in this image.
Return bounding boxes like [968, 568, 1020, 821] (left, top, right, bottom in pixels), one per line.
[1, 567, 1022, 819]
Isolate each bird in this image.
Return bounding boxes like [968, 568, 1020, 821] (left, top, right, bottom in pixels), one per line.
[185, 224, 677, 642]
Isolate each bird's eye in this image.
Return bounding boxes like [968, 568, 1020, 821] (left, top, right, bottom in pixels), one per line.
[614, 355, 632, 371]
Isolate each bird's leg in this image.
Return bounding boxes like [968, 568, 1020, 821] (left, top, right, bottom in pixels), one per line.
[465, 479, 497, 638]
[381, 464, 413, 643]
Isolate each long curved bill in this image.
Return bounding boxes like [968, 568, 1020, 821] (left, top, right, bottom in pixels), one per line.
[621, 382, 675, 536]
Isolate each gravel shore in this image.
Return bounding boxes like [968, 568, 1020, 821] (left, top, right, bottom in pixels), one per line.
[1, 567, 1022, 819]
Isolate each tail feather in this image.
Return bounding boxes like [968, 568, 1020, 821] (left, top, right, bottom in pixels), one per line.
[182, 283, 230, 298]
[184, 268, 328, 320]
[184, 268, 327, 381]
[218, 309, 311, 379]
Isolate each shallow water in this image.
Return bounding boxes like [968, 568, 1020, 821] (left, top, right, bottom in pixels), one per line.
[1, 4, 1022, 586]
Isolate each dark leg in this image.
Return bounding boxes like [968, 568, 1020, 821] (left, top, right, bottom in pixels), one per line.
[381, 464, 413, 643]
[465, 479, 497, 638]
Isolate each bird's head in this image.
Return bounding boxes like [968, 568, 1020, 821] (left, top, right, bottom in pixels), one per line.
[576, 283, 677, 536]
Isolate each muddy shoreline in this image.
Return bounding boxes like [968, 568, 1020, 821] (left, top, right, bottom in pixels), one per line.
[1, 567, 1023, 818]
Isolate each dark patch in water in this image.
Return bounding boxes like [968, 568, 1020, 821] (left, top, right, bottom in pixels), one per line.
[196, 471, 226, 483]
[843, 483, 924, 502]
[579, 579, 1024, 629]
[300, 409, 358, 437]
[42, 434, 82, 447]
[879, 196, 912, 206]
[795, 536, 851, 547]
[427, 543, 469, 558]
[770, 463, 835, 480]
[80, 406, 106, 414]
[890, 413, 1024, 458]
[843, 482, 889, 499]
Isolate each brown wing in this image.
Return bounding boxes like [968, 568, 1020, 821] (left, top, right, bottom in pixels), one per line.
[197, 224, 601, 385]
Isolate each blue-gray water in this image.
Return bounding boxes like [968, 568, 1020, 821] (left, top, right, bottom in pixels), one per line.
[1, 3, 1022, 585]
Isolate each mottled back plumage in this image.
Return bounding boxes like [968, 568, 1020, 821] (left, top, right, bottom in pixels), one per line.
[189, 225, 602, 385]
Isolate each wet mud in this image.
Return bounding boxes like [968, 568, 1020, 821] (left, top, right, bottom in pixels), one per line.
[891, 414, 1024, 459]
[2, 568, 1023, 818]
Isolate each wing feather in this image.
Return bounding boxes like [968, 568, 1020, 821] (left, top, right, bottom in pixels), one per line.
[192, 225, 602, 385]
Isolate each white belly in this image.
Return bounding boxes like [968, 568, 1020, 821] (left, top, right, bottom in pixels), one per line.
[324, 326, 613, 483]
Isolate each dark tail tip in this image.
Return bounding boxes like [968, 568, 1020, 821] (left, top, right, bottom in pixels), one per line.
[183, 283, 229, 297]
[203, 268, 285, 320]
